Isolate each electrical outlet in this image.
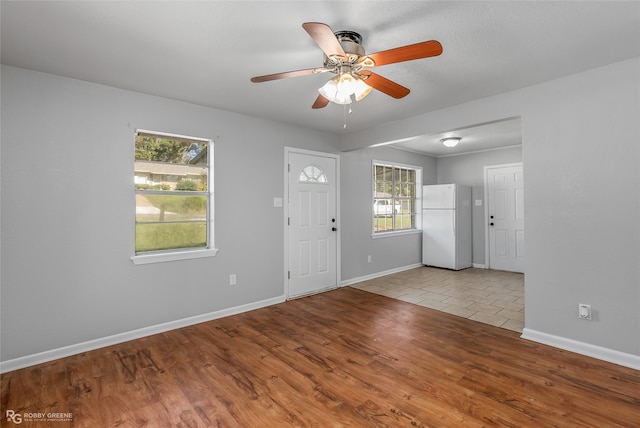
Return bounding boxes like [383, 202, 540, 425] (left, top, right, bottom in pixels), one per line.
[229, 274, 237, 286]
[578, 303, 591, 320]
[367, 255, 372, 263]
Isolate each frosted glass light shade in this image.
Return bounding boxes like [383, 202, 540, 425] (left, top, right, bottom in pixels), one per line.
[353, 78, 372, 101]
[318, 73, 372, 105]
[337, 73, 357, 95]
[318, 77, 351, 105]
[441, 137, 461, 148]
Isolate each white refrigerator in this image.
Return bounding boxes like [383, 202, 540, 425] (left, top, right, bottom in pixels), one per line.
[422, 184, 472, 270]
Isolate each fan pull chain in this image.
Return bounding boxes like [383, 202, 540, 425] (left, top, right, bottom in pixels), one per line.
[343, 99, 354, 130]
[343, 104, 347, 130]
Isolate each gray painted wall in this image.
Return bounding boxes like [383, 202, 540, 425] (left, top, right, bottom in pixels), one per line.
[0, 65, 339, 361]
[342, 57, 640, 357]
[521, 59, 639, 354]
[2, 56, 639, 364]
[340, 146, 436, 281]
[436, 146, 523, 265]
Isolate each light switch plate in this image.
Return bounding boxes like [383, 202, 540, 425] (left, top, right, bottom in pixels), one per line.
[273, 197, 283, 207]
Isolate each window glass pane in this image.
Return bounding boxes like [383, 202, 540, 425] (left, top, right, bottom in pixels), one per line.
[136, 194, 207, 222]
[394, 213, 413, 230]
[399, 184, 413, 197]
[373, 162, 420, 234]
[384, 166, 392, 181]
[135, 135, 207, 164]
[373, 216, 393, 233]
[135, 222, 207, 252]
[134, 131, 211, 255]
[135, 136, 208, 191]
[133, 165, 208, 191]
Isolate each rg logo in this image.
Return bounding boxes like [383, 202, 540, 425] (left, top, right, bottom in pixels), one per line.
[5, 410, 22, 424]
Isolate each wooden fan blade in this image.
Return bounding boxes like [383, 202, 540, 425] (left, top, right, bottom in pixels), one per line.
[360, 71, 410, 99]
[359, 40, 443, 67]
[312, 94, 329, 109]
[251, 68, 328, 83]
[302, 22, 346, 59]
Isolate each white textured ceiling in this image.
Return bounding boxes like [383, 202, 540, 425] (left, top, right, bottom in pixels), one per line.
[389, 117, 523, 158]
[2, 1, 639, 155]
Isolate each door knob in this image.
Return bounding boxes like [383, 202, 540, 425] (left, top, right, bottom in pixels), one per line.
[332, 227, 337, 231]
[490, 222, 494, 226]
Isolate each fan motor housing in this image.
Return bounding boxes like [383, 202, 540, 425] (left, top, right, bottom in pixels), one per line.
[324, 30, 365, 67]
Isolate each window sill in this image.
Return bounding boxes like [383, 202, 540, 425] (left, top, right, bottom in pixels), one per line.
[372, 229, 422, 239]
[131, 248, 219, 265]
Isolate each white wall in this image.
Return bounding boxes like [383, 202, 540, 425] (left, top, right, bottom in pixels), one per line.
[340, 146, 437, 281]
[436, 146, 523, 266]
[0, 65, 339, 363]
[342, 57, 640, 360]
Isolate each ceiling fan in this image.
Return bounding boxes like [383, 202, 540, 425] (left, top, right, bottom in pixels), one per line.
[250, 22, 443, 109]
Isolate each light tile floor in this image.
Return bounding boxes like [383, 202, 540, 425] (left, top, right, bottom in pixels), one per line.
[350, 266, 525, 332]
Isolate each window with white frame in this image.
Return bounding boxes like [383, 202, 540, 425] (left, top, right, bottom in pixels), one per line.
[133, 130, 215, 263]
[373, 161, 421, 234]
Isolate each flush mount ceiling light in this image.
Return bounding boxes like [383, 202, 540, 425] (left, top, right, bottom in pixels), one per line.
[441, 137, 461, 148]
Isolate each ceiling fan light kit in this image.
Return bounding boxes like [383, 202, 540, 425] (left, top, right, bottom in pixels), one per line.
[318, 71, 373, 105]
[441, 137, 462, 148]
[251, 22, 443, 112]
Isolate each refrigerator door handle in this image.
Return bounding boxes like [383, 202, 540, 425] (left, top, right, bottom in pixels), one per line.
[452, 214, 456, 236]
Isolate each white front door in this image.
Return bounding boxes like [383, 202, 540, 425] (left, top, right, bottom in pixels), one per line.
[486, 163, 525, 273]
[286, 150, 339, 298]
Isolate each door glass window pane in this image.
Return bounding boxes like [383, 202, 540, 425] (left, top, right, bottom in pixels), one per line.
[299, 165, 327, 183]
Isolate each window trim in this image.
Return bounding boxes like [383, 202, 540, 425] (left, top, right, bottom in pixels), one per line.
[131, 247, 218, 265]
[371, 160, 422, 237]
[131, 129, 217, 265]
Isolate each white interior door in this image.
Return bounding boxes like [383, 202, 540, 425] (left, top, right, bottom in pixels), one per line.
[486, 164, 525, 273]
[287, 150, 338, 298]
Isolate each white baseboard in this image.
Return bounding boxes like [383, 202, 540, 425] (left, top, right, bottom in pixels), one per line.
[0, 295, 286, 374]
[521, 328, 640, 370]
[340, 263, 424, 287]
[472, 263, 486, 269]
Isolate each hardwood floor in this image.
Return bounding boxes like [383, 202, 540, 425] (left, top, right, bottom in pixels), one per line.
[2, 287, 639, 427]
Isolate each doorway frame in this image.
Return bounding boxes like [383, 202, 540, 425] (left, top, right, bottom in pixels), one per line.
[284, 147, 341, 299]
[483, 162, 524, 270]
